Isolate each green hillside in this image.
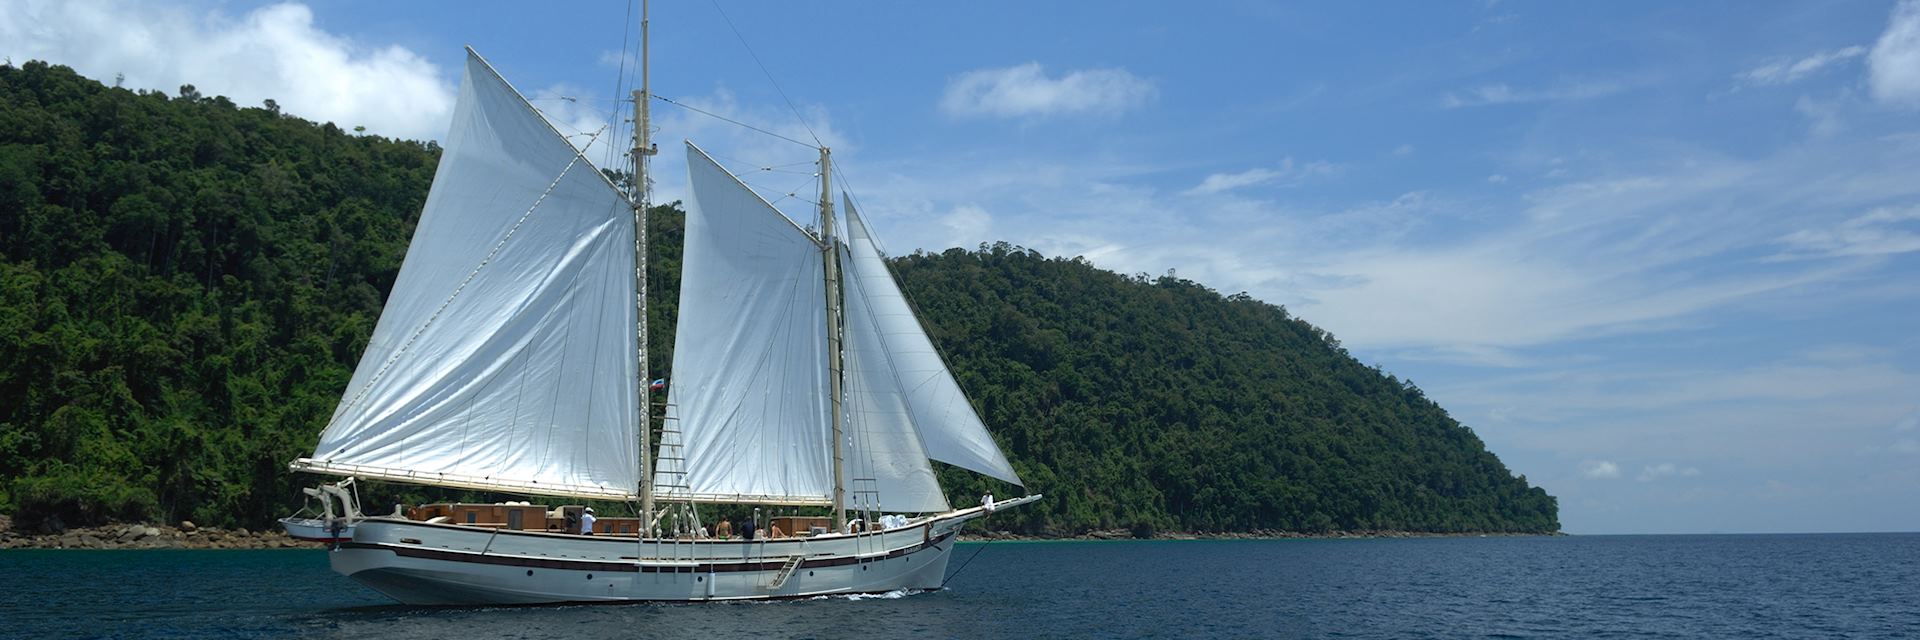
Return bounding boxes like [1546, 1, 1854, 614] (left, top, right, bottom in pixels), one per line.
[0, 60, 1556, 535]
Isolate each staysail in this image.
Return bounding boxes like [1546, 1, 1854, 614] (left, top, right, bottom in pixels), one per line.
[293, 49, 641, 499]
[841, 202, 1024, 486]
[654, 143, 833, 505]
[839, 236, 949, 513]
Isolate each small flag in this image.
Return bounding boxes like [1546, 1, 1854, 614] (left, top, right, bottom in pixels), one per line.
[649, 378, 667, 391]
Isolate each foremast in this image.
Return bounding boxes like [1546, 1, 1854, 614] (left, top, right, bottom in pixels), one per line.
[630, 0, 658, 535]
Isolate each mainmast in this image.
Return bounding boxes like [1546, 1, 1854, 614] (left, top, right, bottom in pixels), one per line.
[630, 0, 658, 535]
[820, 147, 846, 533]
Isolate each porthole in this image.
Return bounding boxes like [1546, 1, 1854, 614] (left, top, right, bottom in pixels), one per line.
[697, 576, 705, 582]
[526, 570, 534, 576]
[586, 574, 594, 580]
[808, 571, 814, 576]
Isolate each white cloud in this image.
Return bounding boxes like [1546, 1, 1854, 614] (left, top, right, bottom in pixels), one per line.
[1290, 137, 1920, 350]
[940, 62, 1155, 119]
[938, 204, 994, 248]
[1581, 460, 1622, 479]
[1393, 144, 1416, 157]
[1637, 463, 1702, 482]
[598, 49, 638, 70]
[1441, 79, 1628, 108]
[1777, 205, 1920, 258]
[1737, 46, 1866, 86]
[1793, 94, 1847, 137]
[1188, 168, 1286, 195]
[849, 132, 1916, 358]
[0, 1, 454, 140]
[1487, 174, 1509, 184]
[1183, 158, 1337, 195]
[1869, 0, 1920, 107]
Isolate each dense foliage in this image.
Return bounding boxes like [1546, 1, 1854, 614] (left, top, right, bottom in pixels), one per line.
[0, 61, 437, 531]
[891, 248, 1557, 534]
[0, 61, 1555, 535]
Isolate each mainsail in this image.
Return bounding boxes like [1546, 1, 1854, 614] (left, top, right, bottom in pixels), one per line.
[654, 143, 833, 505]
[293, 49, 641, 499]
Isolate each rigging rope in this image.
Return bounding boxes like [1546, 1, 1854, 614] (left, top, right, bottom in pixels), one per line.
[605, 0, 636, 172]
[706, 0, 824, 148]
[940, 538, 995, 589]
[653, 94, 817, 148]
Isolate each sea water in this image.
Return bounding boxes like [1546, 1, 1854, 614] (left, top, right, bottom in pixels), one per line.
[2, 533, 1915, 638]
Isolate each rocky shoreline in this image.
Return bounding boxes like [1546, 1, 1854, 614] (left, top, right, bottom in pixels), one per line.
[959, 528, 1566, 542]
[0, 516, 324, 550]
[0, 516, 1559, 550]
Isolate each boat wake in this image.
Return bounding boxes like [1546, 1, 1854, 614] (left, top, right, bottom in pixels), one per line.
[814, 589, 926, 601]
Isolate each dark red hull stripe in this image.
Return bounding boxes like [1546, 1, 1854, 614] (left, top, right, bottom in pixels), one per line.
[339, 531, 955, 574]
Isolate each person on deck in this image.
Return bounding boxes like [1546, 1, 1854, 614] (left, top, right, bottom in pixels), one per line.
[716, 518, 732, 539]
[740, 516, 758, 541]
[580, 507, 596, 536]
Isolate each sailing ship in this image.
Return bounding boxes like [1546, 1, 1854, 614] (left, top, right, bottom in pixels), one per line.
[283, 7, 1037, 605]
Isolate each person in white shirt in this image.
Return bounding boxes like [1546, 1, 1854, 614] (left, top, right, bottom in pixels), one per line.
[579, 507, 596, 535]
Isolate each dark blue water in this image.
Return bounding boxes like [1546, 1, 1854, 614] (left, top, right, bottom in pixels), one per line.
[3, 534, 1916, 638]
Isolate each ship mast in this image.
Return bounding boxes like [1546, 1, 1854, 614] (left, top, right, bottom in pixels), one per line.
[631, 0, 657, 535]
[820, 147, 846, 533]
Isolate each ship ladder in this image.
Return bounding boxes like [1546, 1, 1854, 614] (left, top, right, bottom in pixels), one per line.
[650, 404, 694, 566]
[769, 555, 806, 590]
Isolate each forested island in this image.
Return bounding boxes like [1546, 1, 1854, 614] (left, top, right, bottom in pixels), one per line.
[0, 60, 1558, 537]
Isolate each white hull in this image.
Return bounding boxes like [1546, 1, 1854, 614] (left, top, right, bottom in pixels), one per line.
[330, 499, 1033, 605]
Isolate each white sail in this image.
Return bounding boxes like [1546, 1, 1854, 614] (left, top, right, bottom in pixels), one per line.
[841, 202, 1024, 486]
[839, 239, 949, 513]
[656, 143, 833, 505]
[294, 49, 640, 499]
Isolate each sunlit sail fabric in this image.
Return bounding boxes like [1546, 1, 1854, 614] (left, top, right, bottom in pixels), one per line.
[296, 49, 640, 499]
[839, 240, 949, 513]
[655, 143, 833, 505]
[842, 203, 1023, 486]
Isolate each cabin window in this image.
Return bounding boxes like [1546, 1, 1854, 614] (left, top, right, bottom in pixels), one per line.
[466, 512, 477, 524]
[508, 510, 524, 530]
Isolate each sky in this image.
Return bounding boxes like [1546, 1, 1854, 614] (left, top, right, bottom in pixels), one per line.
[4, 0, 1918, 535]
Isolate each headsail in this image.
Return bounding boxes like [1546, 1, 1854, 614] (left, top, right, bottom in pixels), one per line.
[841, 201, 1023, 486]
[839, 237, 949, 513]
[654, 143, 833, 505]
[293, 49, 641, 500]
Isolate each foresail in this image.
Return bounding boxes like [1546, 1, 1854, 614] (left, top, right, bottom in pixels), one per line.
[842, 202, 1024, 486]
[297, 49, 640, 500]
[655, 143, 833, 505]
[839, 239, 949, 513]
